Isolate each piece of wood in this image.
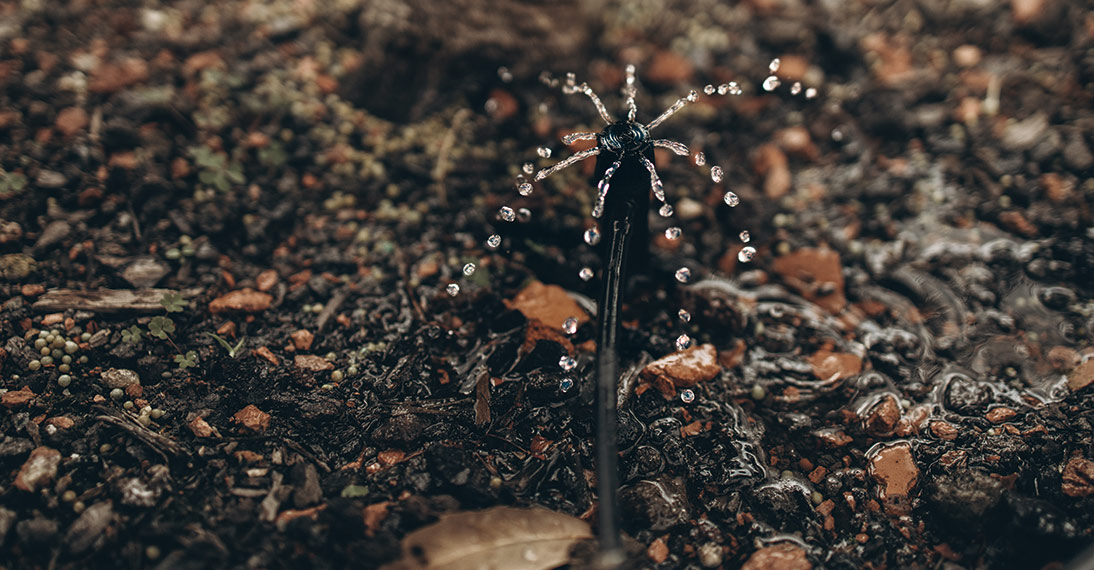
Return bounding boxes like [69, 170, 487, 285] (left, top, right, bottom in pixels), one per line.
[32, 288, 180, 313]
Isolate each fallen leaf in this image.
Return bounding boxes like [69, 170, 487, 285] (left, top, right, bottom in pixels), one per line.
[381, 506, 592, 570]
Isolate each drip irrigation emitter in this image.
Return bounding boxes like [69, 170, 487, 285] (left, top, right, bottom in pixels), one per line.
[531, 65, 725, 566]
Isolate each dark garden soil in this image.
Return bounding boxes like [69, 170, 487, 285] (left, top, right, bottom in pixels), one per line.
[2, 0, 1094, 568]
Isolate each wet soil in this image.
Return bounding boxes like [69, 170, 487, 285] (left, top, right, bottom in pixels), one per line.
[1, 1, 1093, 569]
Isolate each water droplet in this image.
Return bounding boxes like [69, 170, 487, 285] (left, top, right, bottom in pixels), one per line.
[499, 206, 515, 222]
[738, 246, 757, 263]
[518, 182, 533, 196]
[665, 227, 681, 240]
[446, 283, 460, 296]
[739, 230, 750, 243]
[710, 166, 724, 183]
[678, 309, 691, 322]
[579, 267, 594, 281]
[762, 76, 781, 92]
[559, 355, 577, 371]
[680, 388, 695, 403]
[562, 317, 578, 335]
[659, 204, 674, 217]
[805, 87, 817, 99]
[676, 334, 692, 350]
[559, 377, 574, 392]
[462, 263, 476, 276]
[790, 82, 802, 95]
[486, 234, 501, 248]
[694, 151, 706, 166]
[517, 208, 532, 222]
[703, 84, 715, 95]
[686, 89, 699, 102]
[584, 227, 601, 245]
[727, 82, 742, 95]
[769, 58, 781, 73]
[723, 191, 740, 207]
[675, 267, 691, 283]
[522, 162, 534, 174]
[537, 146, 552, 158]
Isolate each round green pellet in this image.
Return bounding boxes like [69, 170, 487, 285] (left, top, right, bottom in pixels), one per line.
[751, 384, 766, 401]
[58, 364, 70, 373]
[150, 409, 164, 420]
[28, 360, 41, 371]
[80, 332, 91, 342]
[40, 346, 51, 356]
[34, 338, 47, 349]
[110, 388, 124, 400]
[57, 375, 72, 387]
[62, 490, 77, 502]
[331, 370, 344, 382]
[61, 355, 72, 364]
[123, 401, 135, 410]
[51, 349, 63, 359]
[40, 356, 53, 366]
[64, 341, 78, 354]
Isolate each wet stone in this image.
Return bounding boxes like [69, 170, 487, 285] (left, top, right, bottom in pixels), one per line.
[863, 396, 901, 436]
[505, 280, 588, 330]
[772, 247, 846, 313]
[869, 442, 919, 503]
[640, 344, 721, 398]
[927, 470, 1003, 533]
[1061, 457, 1094, 498]
[294, 354, 333, 372]
[1067, 360, 1094, 392]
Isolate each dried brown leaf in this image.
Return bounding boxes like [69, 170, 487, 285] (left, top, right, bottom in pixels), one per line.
[381, 506, 592, 570]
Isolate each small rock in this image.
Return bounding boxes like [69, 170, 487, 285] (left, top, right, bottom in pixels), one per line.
[952, 45, 981, 67]
[1061, 457, 1094, 497]
[118, 477, 157, 507]
[869, 442, 919, 503]
[1000, 112, 1048, 152]
[293, 463, 322, 508]
[742, 543, 812, 570]
[0, 253, 37, 281]
[294, 354, 333, 372]
[255, 269, 279, 292]
[120, 257, 170, 288]
[188, 416, 215, 438]
[21, 283, 45, 297]
[1067, 360, 1094, 392]
[985, 407, 1017, 424]
[35, 170, 67, 188]
[232, 405, 271, 433]
[754, 143, 792, 199]
[698, 543, 722, 568]
[88, 57, 148, 93]
[809, 349, 862, 382]
[209, 288, 273, 313]
[101, 368, 140, 389]
[930, 420, 959, 441]
[54, 107, 89, 136]
[1, 386, 35, 408]
[290, 329, 315, 351]
[863, 395, 901, 436]
[64, 501, 113, 554]
[1062, 132, 1094, 170]
[772, 248, 846, 313]
[15, 446, 62, 492]
[646, 537, 669, 564]
[641, 344, 721, 398]
[505, 280, 588, 330]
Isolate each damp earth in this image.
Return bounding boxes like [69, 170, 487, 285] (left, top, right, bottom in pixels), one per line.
[1, 1, 1094, 569]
